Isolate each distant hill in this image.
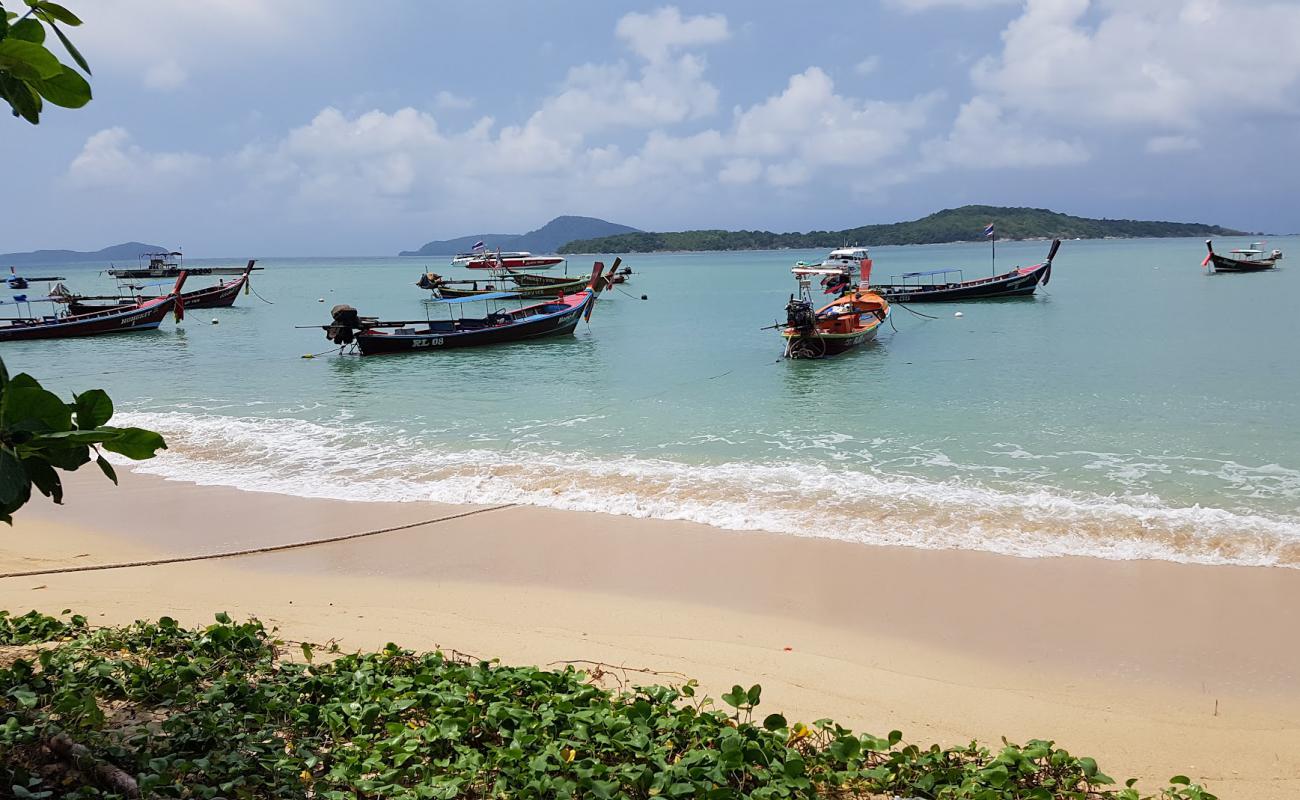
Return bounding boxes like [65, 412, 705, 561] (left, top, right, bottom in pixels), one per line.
[1, 241, 171, 267]
[400, 216, 640, 256]
[557, 206, 1249, 253]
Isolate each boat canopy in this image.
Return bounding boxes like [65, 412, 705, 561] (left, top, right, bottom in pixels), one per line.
[427, 291, 521, 304]
[1230, 249, 1262, 255]
[897, 268, 962, 278]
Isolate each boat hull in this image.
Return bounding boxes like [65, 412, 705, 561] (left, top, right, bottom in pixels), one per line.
[875, 261, 1049, 302]
[435, 277, 588, 299]
[781, 324, 882, 358]
[67, 274, 249, 315]
[0, 296, 176, 342]
[356, 293, 593, 356]
[464, 256, 564, 271]
[1208, 254, 1276, 272]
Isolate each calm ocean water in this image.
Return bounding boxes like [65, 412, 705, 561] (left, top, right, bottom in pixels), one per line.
[5, 236, 1299, 567]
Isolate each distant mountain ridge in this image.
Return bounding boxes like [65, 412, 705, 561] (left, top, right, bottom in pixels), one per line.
[1, 241, 171, 267]
[557, 206, 1250, 253]
[400, 216, 640, 257]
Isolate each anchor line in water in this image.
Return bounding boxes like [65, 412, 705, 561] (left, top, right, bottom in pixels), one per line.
[0, 504, 517, 579]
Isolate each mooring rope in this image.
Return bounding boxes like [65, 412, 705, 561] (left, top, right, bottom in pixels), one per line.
[0, 504, 517, 580]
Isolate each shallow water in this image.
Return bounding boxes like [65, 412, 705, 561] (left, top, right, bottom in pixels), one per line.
[5, 236, 1298, 567]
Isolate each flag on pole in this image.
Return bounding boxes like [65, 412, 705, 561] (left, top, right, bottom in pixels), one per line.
[471, 241, 485, 251]
[983, 224, 995, 239]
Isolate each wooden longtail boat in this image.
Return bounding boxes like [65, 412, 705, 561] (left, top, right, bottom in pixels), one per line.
[326, 263, 606, 356]
[416, 258, 627, 299]
[873, 240, 1060, 302]
[56, 261, 255, 315]
[779, 263, 890, 359]
[0, 273, 188, 342]
[1202, 240, 1281, 273]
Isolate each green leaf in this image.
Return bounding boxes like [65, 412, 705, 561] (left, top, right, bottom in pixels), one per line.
[2, 382, 72, 433]
[0, 72, 43, 123]
[1170, 775, 1191, 786]
[215, 611, 232, 624]
[746, 684, 762, 707]
[73, 389, 113, 429]
[48, 21, 88, 74]
[22, 457, 62, 503]
[99, 426, 166, 460]
[28, 440, 89, 470]
[0, 447, 30, 507]
[0, 37, 63, 79]
[762, 713, 786, 731]
[95, 454, 117, 485]
[29, 61, 89, 108]
[8, 18, 44, 43]
[33, 2, 82, 26]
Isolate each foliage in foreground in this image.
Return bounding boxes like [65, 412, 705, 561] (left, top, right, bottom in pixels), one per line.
[0, 1, 91, 124]
[0, 357, 168, 523]
[0, 611, 1217, 800]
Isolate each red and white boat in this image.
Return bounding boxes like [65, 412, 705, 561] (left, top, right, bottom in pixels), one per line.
[451, 249, 565, 271]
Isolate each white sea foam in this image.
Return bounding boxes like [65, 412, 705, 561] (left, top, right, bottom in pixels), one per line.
[112, 411, 1300, 569]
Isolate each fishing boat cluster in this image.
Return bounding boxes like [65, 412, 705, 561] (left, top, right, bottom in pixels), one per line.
[0, 234, 1282, 359]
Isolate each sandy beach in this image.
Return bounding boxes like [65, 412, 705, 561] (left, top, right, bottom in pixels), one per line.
[3, 469, 1298, 799]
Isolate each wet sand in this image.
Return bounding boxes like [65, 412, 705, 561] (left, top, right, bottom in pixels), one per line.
[3, 470, 1298, 798]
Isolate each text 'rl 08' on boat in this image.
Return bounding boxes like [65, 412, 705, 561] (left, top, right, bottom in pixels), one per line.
[0, 272, 188, 342]
[778, 259, 890, 359]
[1202, 240, 1282, 273]
[322, 262, 608, 356]
[873, 239, 1061, 303]
[51, 261, 256, 315]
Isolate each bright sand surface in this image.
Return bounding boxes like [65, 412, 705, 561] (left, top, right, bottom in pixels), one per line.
[3, 471, 1299, 799]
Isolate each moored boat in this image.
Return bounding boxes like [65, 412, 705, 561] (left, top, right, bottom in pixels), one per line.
[107, 251, 261, 279]
[54, 261, 256, 314]
[0, 273, 188, 342]
[873, 239, 1060, 302]
[326, 263, 606, 356]
[1202, 240, 1281, 273]
[779, 261, 890, 359]
[417, 258, 626, 298]
[451, 249, 565, 271]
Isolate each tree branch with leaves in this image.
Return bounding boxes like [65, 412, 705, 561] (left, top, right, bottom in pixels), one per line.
[0, 0, 91, 124]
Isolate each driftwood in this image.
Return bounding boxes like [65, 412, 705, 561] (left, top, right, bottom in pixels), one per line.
[47, 733, 140, 798]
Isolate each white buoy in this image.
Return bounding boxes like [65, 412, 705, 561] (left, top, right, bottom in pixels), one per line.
[211, 318, 219, 325]
[954, 311, 964, 318]
[318, 297, 325, 303]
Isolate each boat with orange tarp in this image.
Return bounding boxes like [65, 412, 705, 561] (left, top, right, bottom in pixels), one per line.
[779, 256, 890, 359]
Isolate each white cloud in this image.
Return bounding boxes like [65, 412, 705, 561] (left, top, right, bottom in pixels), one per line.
[922, 96, 1089, 170]
[854, 56, 881, 76]
[142, 60, 188, 91]
[1146, 134, 1201, 154]
[615, 6, 730, 61]
[434, 90, 474, 110]
[973, 0, 1300, 130]
[66, 128, 209, 190]
[718, 158, 762, 184]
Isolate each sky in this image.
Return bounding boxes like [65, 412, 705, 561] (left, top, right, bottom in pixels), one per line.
[3, 0, 1299, 256]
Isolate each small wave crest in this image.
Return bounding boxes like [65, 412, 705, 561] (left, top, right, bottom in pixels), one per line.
[113, 411, 1300, 568]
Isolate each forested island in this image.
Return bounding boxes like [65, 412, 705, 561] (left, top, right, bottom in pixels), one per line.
[557, 206, 1248, 253]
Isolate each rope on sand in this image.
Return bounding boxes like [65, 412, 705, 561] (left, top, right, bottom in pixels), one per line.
[0, 504, 517, 580]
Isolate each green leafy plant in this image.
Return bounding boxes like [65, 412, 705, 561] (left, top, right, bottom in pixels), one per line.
[0, 610, 1221, 800]
[0, 357, 167, 523]
[0, 0, 91, 124]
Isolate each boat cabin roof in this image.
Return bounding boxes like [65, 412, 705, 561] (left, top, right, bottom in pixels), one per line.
[898, 268, 963, 278]
[1230, 249, 1262, 255]
[427, 291, 521, 304]
[828, 247, 869, 258]
[793, 267, 850, 276]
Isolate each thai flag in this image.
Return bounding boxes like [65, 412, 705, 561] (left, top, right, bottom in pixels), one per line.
[471, 241, 485, 251]
[983, 224, 995, 239]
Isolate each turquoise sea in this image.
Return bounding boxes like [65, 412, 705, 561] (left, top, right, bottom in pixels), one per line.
[4, 236, 1299, 567]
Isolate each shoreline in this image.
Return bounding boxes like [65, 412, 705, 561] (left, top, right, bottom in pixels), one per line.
[3, 469, 1298, 797]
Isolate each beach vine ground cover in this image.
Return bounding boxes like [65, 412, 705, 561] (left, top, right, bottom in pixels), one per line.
[0, 610, 1217, 800]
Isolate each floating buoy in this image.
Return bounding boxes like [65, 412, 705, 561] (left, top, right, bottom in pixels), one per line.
[318, 297, 325, 303]
[301, 354, 315, 359]
[211, 318, 219, 325]
[954, 311, 964, 317]
[641, 294, 648, 300]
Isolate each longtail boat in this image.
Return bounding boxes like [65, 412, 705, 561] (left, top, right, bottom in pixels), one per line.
[8, 267, 66, 290]
[325, 263, 606, 356]
[54, 261, 256, 315]
[873, 239, 1060, 302]
[0, 273, 188, 342]
[1202, 240, 1281, 272]
[416, 258, 626, 298]
[107, 251, 260, 279]
[778, 260, 890, 359]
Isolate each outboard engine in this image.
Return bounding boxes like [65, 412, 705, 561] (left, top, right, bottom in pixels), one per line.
[327, 304, 361, 345]
[416, 272, 441, 290]
[785, 296, 816, 333]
